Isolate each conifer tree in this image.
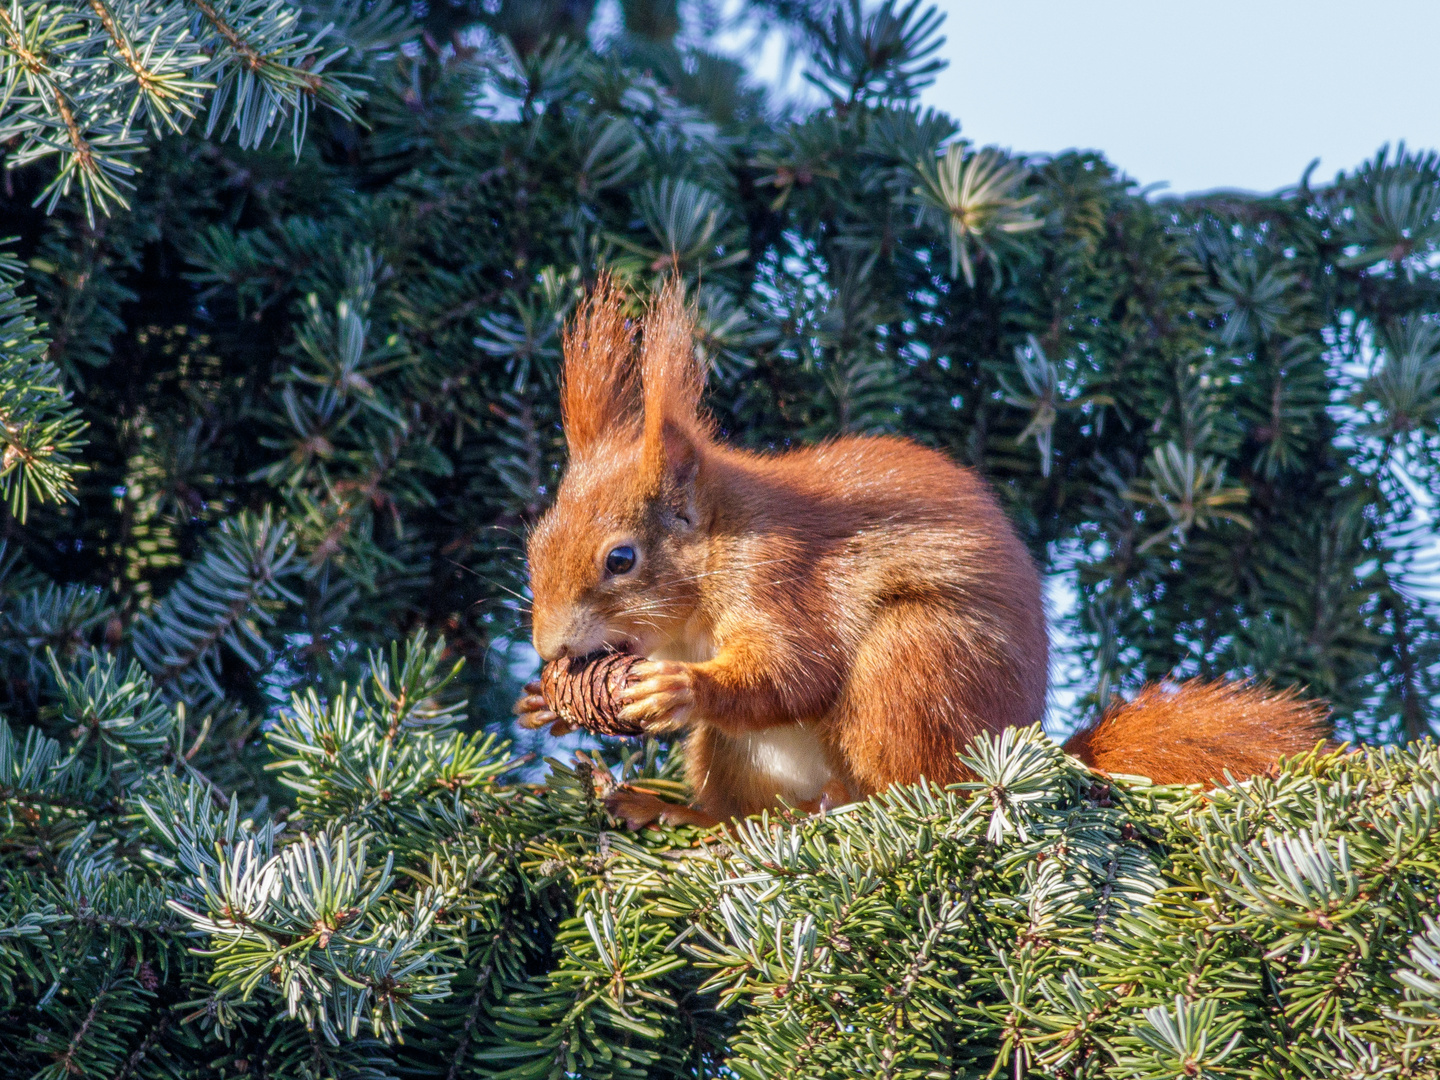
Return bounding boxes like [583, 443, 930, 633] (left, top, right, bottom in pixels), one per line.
[0, 0, 1437, 1075]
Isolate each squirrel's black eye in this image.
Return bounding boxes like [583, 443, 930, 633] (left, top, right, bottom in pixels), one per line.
[605, 545, 637, 576]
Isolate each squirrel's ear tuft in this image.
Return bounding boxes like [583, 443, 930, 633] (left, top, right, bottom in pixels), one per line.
[561, 274, 641, 457]
[640, 278, 709, 490]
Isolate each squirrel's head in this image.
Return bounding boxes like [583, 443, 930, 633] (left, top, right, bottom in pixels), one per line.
[526, 278, 711, 663]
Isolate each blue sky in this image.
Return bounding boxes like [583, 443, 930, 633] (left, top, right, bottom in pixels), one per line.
[715, 0, 1440, 194]
[916, 0, 1440, 195]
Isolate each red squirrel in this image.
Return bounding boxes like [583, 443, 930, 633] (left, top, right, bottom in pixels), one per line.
[514, 279, 1328, 829]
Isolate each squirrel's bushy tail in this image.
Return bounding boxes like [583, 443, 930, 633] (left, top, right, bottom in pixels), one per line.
[1062, 680, 1330, 786]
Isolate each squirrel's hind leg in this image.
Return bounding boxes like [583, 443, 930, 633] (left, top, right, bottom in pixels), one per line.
[603, 785, 721, 831]
[831, 600, 1046, 794]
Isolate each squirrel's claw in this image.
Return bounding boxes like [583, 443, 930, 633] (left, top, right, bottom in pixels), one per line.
[518, 708, 569, 732]
[514, 687, 575, 736]
[513, 692, 546, 715]
[618, 660, 695, 733]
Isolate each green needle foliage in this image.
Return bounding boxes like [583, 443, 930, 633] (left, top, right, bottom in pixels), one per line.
[0, 247, 86, 520]
[0, 0, 1437, 1074]
[3, 635, 1440, 1076]
[0, 0, 392, 219]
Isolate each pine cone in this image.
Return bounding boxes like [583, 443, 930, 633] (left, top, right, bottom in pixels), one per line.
[540, 652, 645, 736]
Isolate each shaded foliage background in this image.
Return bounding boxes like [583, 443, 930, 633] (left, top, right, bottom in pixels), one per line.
[4, 0, 1438, 769]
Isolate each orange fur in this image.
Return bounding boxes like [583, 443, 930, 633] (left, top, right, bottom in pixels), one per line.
[1063, 680, 1328, 786]
[560, 273, 640, 457]
[521, 283, 1330, 828]
[640, 281, 707, 443]
[639, 281, 711, 499]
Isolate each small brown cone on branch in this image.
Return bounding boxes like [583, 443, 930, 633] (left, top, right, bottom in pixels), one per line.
[540, 652, 645, 736]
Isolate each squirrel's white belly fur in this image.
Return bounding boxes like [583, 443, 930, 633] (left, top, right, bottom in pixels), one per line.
[712, 723, 834, 804]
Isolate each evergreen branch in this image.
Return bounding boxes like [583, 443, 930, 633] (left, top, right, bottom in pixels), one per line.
[112, 1011, 170, 1080]
[190, 0, 271, 69]
[48, 651, 179, 783]
[0, 0, 384, 222]
[129, 509, 300, 701]
[0, 249, 87, 518]
[189, 0, 367, 153]
[910, 142, 1041, 287]
[51, 983, 106, 1077]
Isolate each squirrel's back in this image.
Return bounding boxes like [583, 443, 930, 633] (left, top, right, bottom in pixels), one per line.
[711, 435, 1043, 603]
[705, 433, 1049, 721]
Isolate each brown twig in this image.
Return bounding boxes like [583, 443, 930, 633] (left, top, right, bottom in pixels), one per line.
[86, 0, 156, 93]
[188, 0, 262, 70]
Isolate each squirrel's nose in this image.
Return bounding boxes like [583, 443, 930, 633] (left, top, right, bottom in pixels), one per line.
[533, 633, 565, 664]
[533, 611, 577, 663]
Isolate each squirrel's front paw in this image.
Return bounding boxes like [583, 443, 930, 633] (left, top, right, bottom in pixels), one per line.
[513, 680, 576, 736]
[618, 660, 695, 734]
